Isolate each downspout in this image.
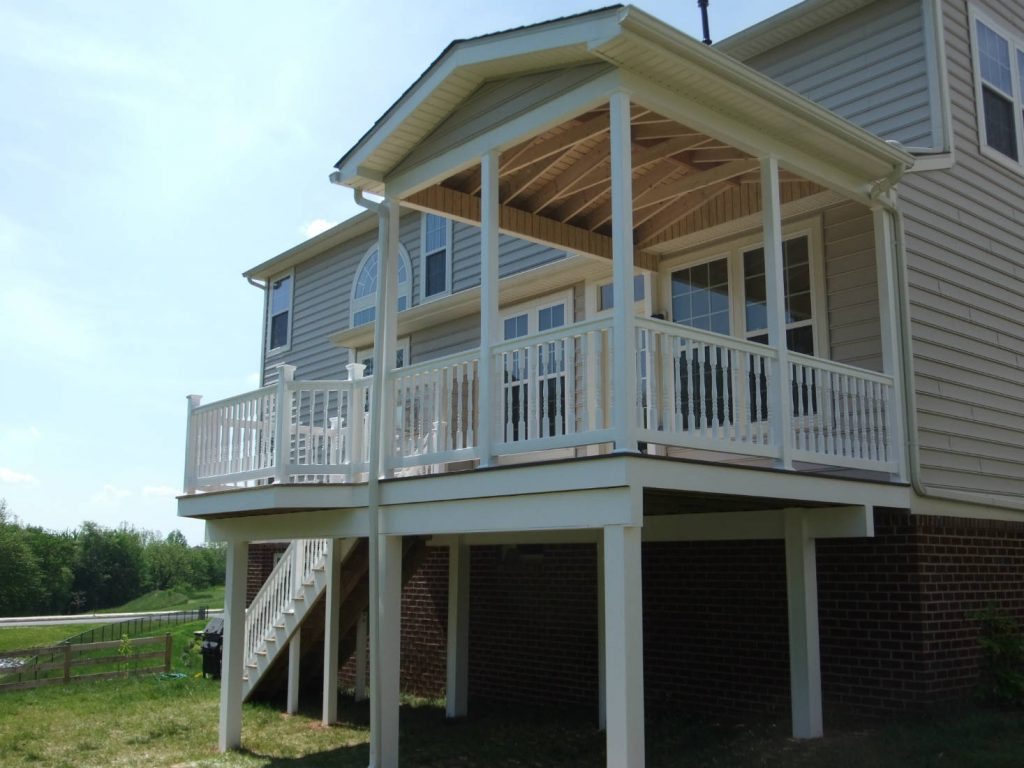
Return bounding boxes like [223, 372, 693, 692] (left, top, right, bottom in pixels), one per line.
[350, 186, 387, 765]
[247, 277, 269, 388]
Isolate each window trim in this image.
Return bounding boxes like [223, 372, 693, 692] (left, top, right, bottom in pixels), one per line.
[584, 270, 654, 320]
[350, 242, 413, 328]
[500, 289, 575, 339]
[353, 337, 411, 377]
[657, 218, 828, 357]
[419, 213, 453, 303]
[266, 269, 294, 354]
[969, 5, 1024, 174]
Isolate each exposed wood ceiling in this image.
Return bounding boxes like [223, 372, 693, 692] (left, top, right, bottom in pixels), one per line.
[407, 106, 826, 263]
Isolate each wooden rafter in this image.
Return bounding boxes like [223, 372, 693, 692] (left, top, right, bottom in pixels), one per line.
[528, 143, 612, 212]
[499, 113, 609, 175]
[633, 159, 759, 211]
[578, 160, 681, 230]
[630, 124, 703, 142]
[634, 183, 733, 246]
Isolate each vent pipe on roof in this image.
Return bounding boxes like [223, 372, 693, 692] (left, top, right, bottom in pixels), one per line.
[698, 0, 712, 45]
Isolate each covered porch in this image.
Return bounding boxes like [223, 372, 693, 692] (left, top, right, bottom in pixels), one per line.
[184, 7, 915, 768]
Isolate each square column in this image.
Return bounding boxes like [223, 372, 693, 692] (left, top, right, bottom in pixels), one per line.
[603, 525, 645, 768]
[596, 535, 606, 730]
[219, 540, 248, 751]
[446, 538, 470, 718]
[287, 626, 301, 715]
[477, 149, 500, 466]
[322, 538, 343, 725]
[784, 509, 823, 739]
[372, 534, 403, 768]
[609, 91, 638, 453]
[872, 206, 908, 481]
[760, 157, 794, 468]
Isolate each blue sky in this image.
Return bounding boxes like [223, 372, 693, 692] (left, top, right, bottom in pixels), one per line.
[0, 0, 797, 543]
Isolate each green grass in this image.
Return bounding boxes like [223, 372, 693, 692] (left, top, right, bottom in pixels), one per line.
[99, 584, 225, 614]
[0, 673, 1022, 767]
[0, 625, 103, 653]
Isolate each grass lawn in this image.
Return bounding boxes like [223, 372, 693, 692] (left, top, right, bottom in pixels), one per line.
[0, 672, 1022, 767]
[0, 624, 103, 652]
[99, 584, 225, 614]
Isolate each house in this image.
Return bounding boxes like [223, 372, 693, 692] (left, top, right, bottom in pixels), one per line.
[177, 1, 1024, 766]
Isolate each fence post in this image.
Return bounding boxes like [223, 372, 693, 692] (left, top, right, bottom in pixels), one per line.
[183, 394, 203, 494]
[274, 364, 297, 484]
[164, 634, 173, 673]
[63, 644, 72, 684]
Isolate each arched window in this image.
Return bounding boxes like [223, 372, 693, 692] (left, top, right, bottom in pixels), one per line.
[351, 243, 411, 327]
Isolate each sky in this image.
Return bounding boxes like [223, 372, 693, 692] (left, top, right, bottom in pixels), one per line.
[0, 0, 798, 544]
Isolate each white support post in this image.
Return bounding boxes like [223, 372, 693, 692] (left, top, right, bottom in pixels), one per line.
[596, 535, 606, 731]
[478, 149, 501, 467]
[446, 537, 470, 718]
[355, 611, 369, 702]
[603, 524, 645, 768]
[760, 157, 793, 468]
[784, 509, 823, 739]
[872, 206, 908, 481]
[375, 534, 403, 768]
[274, 364, 297, 484]
[322, 538, 342, 726]
[219, 540, 248, 752]
[287, 626, 301, 715]
[379, 199, 401, 478]
[609, 92, 638, 453]
[183, 394, 202, 494]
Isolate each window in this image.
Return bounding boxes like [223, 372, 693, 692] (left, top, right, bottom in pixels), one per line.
[742, 236, 815, 356]
[970, 9, 1024, 168]
[597, 273, 648, 312]
[268, 273, 292, 351]
[350, 243, 411, 327]
[500, 292, 573, 442]
[420, 213, 451, 300]
[354, 338, 409, 377]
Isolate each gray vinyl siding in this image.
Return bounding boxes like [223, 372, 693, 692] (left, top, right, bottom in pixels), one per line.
[392, 63, 613, 177]
[745, 0, 939, 148]
[263, 212, 569, 384]
[895, 0, 1024, 499]
[823, 202, 882, 372]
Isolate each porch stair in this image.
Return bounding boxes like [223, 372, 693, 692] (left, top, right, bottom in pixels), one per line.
[244, 537, 429, 702]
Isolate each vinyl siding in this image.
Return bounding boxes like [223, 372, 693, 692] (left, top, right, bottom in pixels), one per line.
[745, 0, 939, 148]
[263, 212, 569, 383]
[823, 202, 882, 372]
[897, 0, 1024, 498]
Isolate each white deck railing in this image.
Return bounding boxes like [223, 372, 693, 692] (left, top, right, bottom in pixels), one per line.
[183, 319, 898, 492]
[244, 538, 328, 665]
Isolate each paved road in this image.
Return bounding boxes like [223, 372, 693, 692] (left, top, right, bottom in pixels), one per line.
[0, 609, 223, 628]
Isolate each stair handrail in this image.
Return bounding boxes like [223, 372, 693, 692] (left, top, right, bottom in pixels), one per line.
[243, 539, 329, 665]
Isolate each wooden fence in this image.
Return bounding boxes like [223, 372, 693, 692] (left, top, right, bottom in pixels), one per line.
[0, 634, 172, 692]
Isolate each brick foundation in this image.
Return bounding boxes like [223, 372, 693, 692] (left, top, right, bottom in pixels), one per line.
[251, 511, 1024, 716]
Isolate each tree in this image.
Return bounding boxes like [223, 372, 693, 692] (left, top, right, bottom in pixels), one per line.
[0, 500, 44, 617]
[72, 522, 146, 610]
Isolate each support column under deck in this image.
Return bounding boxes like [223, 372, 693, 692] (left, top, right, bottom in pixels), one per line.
[603, 524, 645, 768]
[219, 540, 248, 752]
[322, 538, 343, 725]
[784, 509, 823, 739]
[376, 534, 403, 768]
[287, 626, 301, 715]
[446, 537, 470, 718]
[355, 611, 368, 702]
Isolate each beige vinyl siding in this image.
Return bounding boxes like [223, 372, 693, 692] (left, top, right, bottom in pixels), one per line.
[895, 0, 1024, 498]
[745, 0, 939, 148]
[823, 202, 882, 372]
[264, 212, 570, 384]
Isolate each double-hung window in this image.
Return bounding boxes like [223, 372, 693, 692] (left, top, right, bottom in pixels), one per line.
[421, 213, 451, 300]
[268, 272, 293, 352]
[970, 9, 1024, 168]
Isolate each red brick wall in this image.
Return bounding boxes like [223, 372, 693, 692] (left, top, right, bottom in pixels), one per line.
[468, 544, 599, 708]
[247, 543, 289, 607]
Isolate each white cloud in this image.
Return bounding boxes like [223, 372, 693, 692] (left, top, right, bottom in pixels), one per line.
[142, 485, 177, 499]
[301, 218, 336, 239]
[0, 467, 37, 485]
[91, 484, 132, 505]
